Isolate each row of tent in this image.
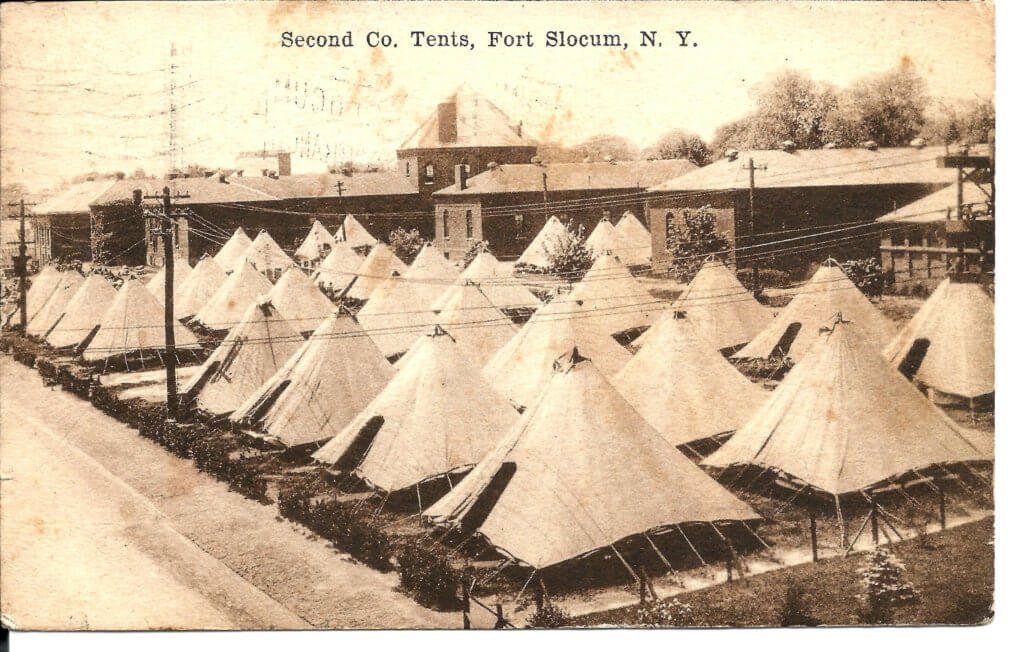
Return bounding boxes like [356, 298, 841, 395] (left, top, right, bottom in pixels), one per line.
[516, 213, 652, 268]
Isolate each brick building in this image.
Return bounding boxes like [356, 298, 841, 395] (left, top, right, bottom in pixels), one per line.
[30, 179, 117, 263]
[432, 159, 695, 261]
[645, 146, 959, 279]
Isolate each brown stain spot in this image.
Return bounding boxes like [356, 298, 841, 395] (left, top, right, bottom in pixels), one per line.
[900, 55, 914, 71]
[226, 298, 236, 311]
[31, 516, 45, 535]
[618, 50, 636, 71]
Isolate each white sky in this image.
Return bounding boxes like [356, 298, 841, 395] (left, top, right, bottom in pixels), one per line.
[0, 1, 994, 192]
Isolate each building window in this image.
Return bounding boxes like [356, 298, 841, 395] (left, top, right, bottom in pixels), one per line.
[465, 210, 473, 238]
[665, 211, 675, 240]
[515, 214, 524, 240]
[442, 209, 449, 238]
[405, 161, 411, 177]
[460, 159, 471, 175]
[425, 163, 435, 184]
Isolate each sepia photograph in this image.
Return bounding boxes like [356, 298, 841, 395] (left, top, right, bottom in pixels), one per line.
[0, 0, 1002, 637]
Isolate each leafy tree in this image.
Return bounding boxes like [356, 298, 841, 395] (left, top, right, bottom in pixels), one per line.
[541, 219, 593, 281]
[665, 205, 731, 283]
[842, 67, 928, 147]
[387, 227, 425, 265]
[840, 257, 884, 296]
[569, 134, 640, 161]
[920, 98, 995, 146]
[463, 239, 489, 267]
[646, 129, 713, 166]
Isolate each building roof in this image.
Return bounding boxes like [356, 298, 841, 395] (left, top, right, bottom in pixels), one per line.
[227, 171, 418, 200]
[34, 179, 118, 215]
[875, 181, 992, 223]
[649, 146, 984, 193]
[91, 176, 279, 207]
[399, 85, 531, 151]
[435, 159, 697, 197]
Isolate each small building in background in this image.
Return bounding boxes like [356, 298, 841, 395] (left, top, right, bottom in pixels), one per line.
[234, 150, 293, 178]
[1, 218, 49, 273]
[30, 179, 117, 263]
[432, 159, 695, 262]
[646, 145, 963, 280]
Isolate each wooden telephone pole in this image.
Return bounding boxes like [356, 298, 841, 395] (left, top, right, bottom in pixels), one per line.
[140, 187, 190, 419]
[937, 147, 993, 276]
[741, 158, 767, 282]
[7, 199, 36, 330]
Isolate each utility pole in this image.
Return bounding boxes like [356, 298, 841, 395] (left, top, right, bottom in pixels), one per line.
[937, 148, 993, 277]
[742, 158, 767, 283]
[141, 186, 190, 419]
[7, 199, 36, 330]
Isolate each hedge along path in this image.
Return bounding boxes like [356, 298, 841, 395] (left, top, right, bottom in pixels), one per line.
[0, 360, 459, 629]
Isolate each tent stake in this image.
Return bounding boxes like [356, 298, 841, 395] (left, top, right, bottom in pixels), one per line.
[675, 524, 707, 566]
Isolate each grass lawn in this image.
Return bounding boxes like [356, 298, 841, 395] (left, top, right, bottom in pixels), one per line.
[571, 516, 993, 628]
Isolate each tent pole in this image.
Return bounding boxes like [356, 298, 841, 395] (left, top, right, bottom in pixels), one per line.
[809, 511, 819, 562]
[375, 492, 390, 515]
[609, 544, 642, 585]
[835, 494, 848, 549]
[512, 569, 537, 606]
[675, 524, 707, 566]
[445, 473, 454, 491]
[737, 465, 772, 494]
[740, 520, 771, 550]
[644, 533, 676, 573]
[845, 510, 873, 556]
[709, 522, 741, 578]
[415, 482, 423, 514]
[478, 559, 513, 587]
[680, 442, 704, 459]
[874, 508, 905, 542]
[772, 484, 807, 518]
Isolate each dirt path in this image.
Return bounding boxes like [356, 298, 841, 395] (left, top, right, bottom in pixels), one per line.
[0, 361, 458, 630]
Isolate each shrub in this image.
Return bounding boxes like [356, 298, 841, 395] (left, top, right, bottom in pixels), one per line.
[388, 227, 425, 265]
[736, 268, 791, 292]
[396, 544, 462, 610]
[778, 585, 821, 627]
[526, 602, 571, 629]
[541, 220, 593, 281]
[840, 257, 884, 297]
[665, 205, 731, 283]
[463, 239, 489, 268]
[301, 499, 396, 573]
[857, 548, 917, 624]
[637, 598, 695, 628]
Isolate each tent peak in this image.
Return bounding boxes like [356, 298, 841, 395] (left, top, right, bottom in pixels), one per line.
[554, 346, 590, 372]
[429, 324, 457, 341]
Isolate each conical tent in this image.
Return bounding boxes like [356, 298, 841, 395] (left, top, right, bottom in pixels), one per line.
[314, 244, 364, 293]
[735, 260, 895, 361]
[335, 214, 377, 249]
[357, 274, 432, 359]
[146, 258, 193, 304]
[83, 279, 200, 362]
[613, 212, 652, 266]
[5, 265, 62, 325]
[213, 227, 253, 270]
[614, 311, 769, 446]
[176, 256, 227, 319]
[634, 259, 773, 351]
[483, 290, 631, 409]
[425, 349, 760, 570]
[293, 219, 335, 264]
[431, 250, 540, 312]
[26, 270, 84, 338]
[46, 274, 117, 349]
[344, 243, 409, 301]
[232, 230, 293, 276]
[191, 261, 273, 332]
[566, 252, 663, 336]
[516, 216, 571, 268]
[435, 281, 518, 368]
[182, 299, 304, 417]
[314, 328, 520, 493]
[585, 218, 627, 259]
[267, 267, 335, 334]
[704, 319, 989, 496]
[231, 307, 395, 448]
[884, 279, 994, 398]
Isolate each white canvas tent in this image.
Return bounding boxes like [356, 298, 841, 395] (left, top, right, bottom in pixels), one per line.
[584, 218, 627, 259]
[613, 212, 652, 266]
[45, 274, 117, 349]
[266, 267, 335, 334]
[213, 227, 253, 270]
[26, 270, 83, 338]
[344, 243, 409, 301]
[566, 252, 663, 336]
[190, 261, 273, 332]
[614, 311, 769, 447]
[231, 307, 394, 448]
[435, 281, 519, 368]
[431, 250, 540, 313]
[231, 230, 293, 278]
[735, 260, 895, 361]
[335, 214, 377, 250]
[516, 216, 571, 268]
[314, 327, 520, 494]
[483, 289, 631, 409]
[314, 244, 364, 293]
[884, 279, 994, 398]
[83, 279, 200, 362]
[146, 258, 193, 303]
[634, 258, 773, 351]
[704, 318, 989, 496]
[4, 265, 62, 326]
[175, 256, 227, 319]
[182, 299, 304, 417]
[425, 348, 760, 570]
[293, 219, 335, 265]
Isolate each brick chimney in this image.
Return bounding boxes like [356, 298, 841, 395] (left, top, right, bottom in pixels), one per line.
[437, 102, 458, 144]
[455, 164, 469, 190]
[276, 152, 292, 176]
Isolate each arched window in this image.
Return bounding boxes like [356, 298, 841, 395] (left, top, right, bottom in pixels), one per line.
[465, 209, 474, 238]
[405, 161, 411, 177]
[665, 211, 675, 240]
[425, 163, 435, 184]
[442, 209, 450, 238]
